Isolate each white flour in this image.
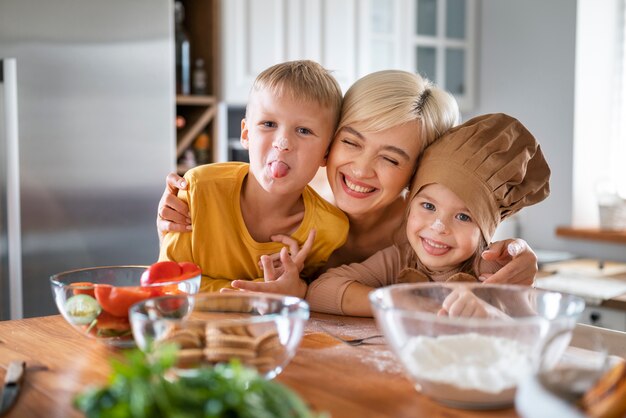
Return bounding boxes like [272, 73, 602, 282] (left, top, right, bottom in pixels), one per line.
[401, 333, 533, 395]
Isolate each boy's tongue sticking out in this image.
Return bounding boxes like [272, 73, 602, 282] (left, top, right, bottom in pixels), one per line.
[270, 160, 289, 178]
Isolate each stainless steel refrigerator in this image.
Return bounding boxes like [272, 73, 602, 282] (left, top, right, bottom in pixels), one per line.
[0, 0, 175, 319]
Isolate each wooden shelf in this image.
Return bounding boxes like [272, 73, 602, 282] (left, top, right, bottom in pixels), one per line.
[177, 95, 216, 106]
[176, 94, 216, 158]
[174, 0, 219, 174]
[556, 226, 626, 244]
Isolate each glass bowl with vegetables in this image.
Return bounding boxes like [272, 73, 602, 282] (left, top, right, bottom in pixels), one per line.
[129, 293, 309, 379]
[50, 262, 201, 348]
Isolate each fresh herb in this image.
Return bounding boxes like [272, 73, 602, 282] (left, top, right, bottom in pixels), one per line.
[74, 346, 325, 418]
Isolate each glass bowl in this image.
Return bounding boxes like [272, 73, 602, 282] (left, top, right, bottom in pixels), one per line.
[51, 266, 201, 348]
[369, 283, 585, 409]
[129, 293, 309, 379]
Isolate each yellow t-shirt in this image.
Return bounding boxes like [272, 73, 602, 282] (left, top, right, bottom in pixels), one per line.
[159, 162, 349, 292]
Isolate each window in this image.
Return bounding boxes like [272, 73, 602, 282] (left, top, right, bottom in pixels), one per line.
[411, 0, 475, 110]
[614, 2, 626, 198]
[364, 0, 476, 111]
[572, 0, 626, 227]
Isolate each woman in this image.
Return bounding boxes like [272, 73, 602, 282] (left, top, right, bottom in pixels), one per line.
[157, 70, 538, 290]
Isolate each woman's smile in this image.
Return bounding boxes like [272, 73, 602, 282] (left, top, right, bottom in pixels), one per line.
[341, 174, 377, 196]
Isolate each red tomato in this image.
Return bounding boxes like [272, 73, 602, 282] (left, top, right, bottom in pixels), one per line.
[71, 282, 95, 297]
[94, 284, 151, 317]
[180, 262, 201, 276]
[140, 261, 201, 286]
[149, 261, 182, 280]
[140, 270, 151, 287]
[148, 283, 185, 298]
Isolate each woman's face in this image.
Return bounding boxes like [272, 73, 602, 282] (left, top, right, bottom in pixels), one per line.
[325, 121, 422, 217]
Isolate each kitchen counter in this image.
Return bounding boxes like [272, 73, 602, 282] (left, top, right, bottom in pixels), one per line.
[1, 313, 623, 417]
[0, 314, 519, 418]
[536, 258, 626, 311]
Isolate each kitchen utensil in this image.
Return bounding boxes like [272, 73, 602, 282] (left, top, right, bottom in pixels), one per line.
[0, 361, 25, 416]
[538, 367, 605, 402]
[537, 328, 609, 403]
[328, 334, 384, 346]
[370, 283, 585, 409]
[318, 325, 383, 346]
[130, 293, 309, 379]
[51, 266, 201, 348]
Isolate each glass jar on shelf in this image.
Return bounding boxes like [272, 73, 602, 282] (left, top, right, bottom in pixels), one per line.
[193, 132, 210, 165]
[174, 1, 191, 95]
[192, 58, 207, 95]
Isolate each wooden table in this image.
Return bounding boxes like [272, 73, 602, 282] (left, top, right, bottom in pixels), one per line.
[0, 313, 520, 418]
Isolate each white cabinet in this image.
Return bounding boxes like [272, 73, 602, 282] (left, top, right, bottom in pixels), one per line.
[221, 0, 362, 104]
[579, 306, 626, 332]
[218, 0, 477, 158]
[221, 0, 476, 107]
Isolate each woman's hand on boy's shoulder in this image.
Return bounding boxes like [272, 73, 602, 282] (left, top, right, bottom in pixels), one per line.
[480, 238, 537, 286]
[157, 172, 192, 242]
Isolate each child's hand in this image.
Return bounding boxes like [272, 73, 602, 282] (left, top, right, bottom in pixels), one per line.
[439, 288, 509, 319]
[257, 229, 316, 275]
[231, 248, 308, 298]
[480, 238, 537, 285]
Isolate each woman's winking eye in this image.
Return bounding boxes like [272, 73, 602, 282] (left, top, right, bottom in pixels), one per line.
[340, 138, 358, 147]
[382, 156, 399, 166]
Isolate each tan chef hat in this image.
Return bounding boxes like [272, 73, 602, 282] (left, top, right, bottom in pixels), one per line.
[409, 113, 551, 242]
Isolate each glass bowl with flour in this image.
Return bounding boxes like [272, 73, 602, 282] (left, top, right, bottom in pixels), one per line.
[369, 283, 585, 409]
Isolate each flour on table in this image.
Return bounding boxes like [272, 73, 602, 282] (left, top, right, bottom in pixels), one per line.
[358, 347, 404, 374]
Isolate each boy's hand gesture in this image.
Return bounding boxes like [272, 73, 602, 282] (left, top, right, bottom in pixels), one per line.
[230, 247, 308, 298]
[258, 230, 316, 276]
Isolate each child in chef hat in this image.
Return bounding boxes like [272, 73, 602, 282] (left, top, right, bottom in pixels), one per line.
[305, 113, 551, 316]
[159, 60, 348, 296]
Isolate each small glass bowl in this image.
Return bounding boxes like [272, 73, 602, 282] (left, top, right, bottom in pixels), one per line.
[370, 283, 585, 409]
[129, 293, 309, 379]
[51, 266, 201, 348]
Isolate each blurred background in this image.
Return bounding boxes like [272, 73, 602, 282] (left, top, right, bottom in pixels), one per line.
[1, 0, 625, 319]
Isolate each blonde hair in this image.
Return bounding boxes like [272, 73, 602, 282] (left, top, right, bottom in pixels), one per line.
[338, 70, 460, 153]
[249, 60, 343, 129]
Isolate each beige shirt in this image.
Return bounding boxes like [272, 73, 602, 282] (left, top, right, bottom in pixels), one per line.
[306, 243, 501, 315]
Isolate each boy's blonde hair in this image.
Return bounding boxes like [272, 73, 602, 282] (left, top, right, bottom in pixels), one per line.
[248, 60, 343, 130]
[338, 70, 460, 153]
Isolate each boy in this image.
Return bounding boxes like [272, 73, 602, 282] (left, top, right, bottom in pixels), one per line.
[159, 60, 349, 296]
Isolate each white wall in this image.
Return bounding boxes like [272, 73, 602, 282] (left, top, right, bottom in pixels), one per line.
[469, 0, 626, 261]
